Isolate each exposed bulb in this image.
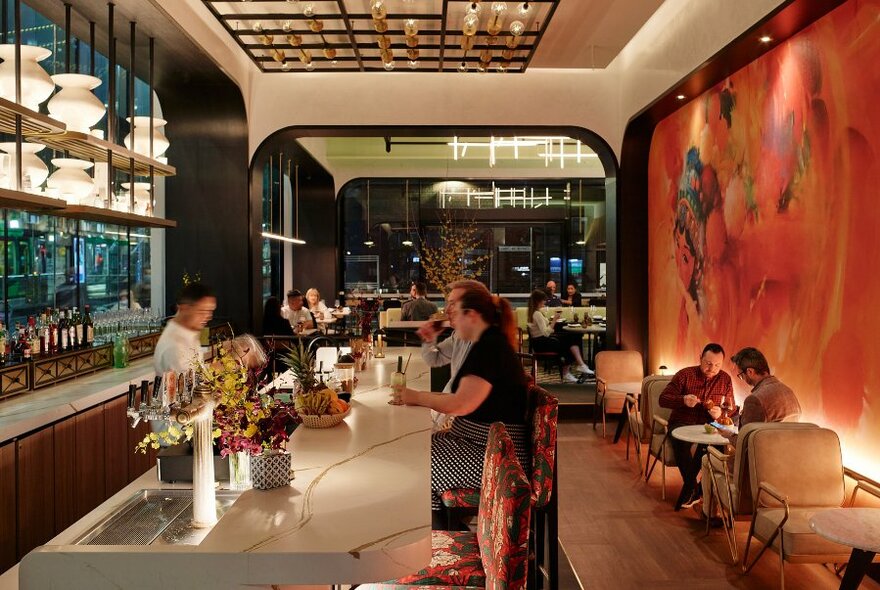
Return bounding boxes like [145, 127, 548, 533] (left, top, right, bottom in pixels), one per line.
[371, 0, 387, 20]
[497, 64, 507, 73]
[408, 60, 418, 70]
[287, 34, 302, 46]
[491, 2, 508, 14]
[305, 61, 316, 71]
[458, 61, 468, 73]
[404, 18, 419, 37]
[282, 20, 293, 33]
[302, 2, 315, 17]
[281, 61, 292, 71]
[516, 1, 531, 16]
[384, 61, 395, 71]
[509, 20, 524, 36]
[323, 47, 337, 59]
[308, 19, 324, 32]
[252, 22, 263, 33]
[477, 62, 487, 73]
[331, 59, 338, 66]
[466, 2, 482, 15]
[462, 13, 479, 36]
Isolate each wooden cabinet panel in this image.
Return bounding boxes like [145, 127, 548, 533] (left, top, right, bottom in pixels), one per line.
[74, 405, 105, 519]
[17, 428, 55, 559]
[104, 395, 129, 497]
[53, 418, 77, 533]
[0, 442, 16, 573]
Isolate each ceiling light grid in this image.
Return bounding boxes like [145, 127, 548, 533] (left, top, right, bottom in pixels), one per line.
[202, 0, 559, 72]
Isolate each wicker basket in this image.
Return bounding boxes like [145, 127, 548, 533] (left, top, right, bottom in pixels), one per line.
[300, 407, 351, 429]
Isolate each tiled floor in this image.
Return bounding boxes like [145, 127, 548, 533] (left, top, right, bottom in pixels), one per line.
[556, 419, 880, 590]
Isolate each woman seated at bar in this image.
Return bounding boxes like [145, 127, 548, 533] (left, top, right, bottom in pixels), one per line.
[527, 289, 593, 382]
[306, 288, 330, 320]
[397, 281, 530, 523]
[262, 296, 294, 336]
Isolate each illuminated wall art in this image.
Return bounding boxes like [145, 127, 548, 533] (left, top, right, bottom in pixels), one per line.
[648, 0, 880, 478]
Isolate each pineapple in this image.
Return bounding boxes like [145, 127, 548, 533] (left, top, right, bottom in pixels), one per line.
[282, 339, 318, 394]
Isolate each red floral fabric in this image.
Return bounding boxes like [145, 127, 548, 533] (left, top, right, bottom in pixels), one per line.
[393, 530, 485, 587]
[478, 422, 531, 590]
[529, 385, 558, 508]
[440, 488, 481, 508]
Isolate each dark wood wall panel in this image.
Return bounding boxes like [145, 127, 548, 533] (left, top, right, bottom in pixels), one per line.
[0, 442, 16, 572]
[53, 418, 77, 533]
[74, 406, 105, 518]
[104, 396, 129, 496]
[16, 428, 55, 559]
[160, 82, 250, 331]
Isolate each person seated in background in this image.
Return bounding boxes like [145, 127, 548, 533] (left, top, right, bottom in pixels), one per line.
[659, 343, 733, 510]
[527, 290, 594, 383]
[402, 281, 438, 321]
[262, 296, 294, 336]
[699, 346, 801, 518]
[305, 288, 330, 321]
[280, 289, 315, 332]
[560, 281, 582, 307]
[544, 280, 563, 307]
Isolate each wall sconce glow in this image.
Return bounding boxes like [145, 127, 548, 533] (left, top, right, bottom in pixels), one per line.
[659, 365, 668, 376]
[759, 35, 772, 43]
[262, 231, 306, 245]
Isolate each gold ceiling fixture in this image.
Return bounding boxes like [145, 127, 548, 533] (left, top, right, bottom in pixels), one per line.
[202, 0, 560, 73]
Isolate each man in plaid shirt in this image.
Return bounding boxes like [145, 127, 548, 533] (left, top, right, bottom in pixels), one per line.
[659, 343, 734, 510]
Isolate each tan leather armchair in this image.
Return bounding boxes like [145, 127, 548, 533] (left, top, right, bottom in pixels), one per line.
[742, 427, 880, 589]
[643, 378, 676, 499]
[638, 375, 672, 443]
[593, 350, 643, 437]
[704, 422, 819, 562]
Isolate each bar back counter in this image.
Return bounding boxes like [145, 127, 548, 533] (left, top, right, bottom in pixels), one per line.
[0, 348, 433, 589]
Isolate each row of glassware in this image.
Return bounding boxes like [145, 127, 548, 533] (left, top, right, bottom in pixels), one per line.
[0, 43, 170, 209]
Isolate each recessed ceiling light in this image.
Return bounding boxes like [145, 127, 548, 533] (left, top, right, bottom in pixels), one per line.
[759, 35, 772, 43]
[676, 94, 686, 100]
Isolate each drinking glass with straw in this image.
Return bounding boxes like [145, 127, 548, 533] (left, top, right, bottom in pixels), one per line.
[389, 353, 412, 405]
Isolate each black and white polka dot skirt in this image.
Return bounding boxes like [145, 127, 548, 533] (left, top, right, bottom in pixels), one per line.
[431, 418, 530, 510]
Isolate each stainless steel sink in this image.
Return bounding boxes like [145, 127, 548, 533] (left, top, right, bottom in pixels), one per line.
[73, 489, 241, 546]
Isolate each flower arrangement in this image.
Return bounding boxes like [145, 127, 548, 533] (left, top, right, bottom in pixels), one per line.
[351, 296, 381, 337]
[136, 335, 300, 456]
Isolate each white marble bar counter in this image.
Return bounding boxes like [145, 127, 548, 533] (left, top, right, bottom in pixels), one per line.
[0, 358, 157, 444]
[5, 349, 433, 590]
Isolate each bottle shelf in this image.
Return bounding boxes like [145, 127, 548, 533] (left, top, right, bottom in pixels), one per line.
[0, 187, 67, 211]
[60, 205, 178, 229]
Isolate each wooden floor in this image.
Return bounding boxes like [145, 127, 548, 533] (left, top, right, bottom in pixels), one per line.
[556, 418, 880, 590]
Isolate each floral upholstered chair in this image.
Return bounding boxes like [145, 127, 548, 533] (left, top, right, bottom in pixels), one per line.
[360, 422, 532, 590]
[438, 385, 559, 588]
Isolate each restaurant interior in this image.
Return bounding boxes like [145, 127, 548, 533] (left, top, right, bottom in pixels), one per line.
[1, 0, 879, 588]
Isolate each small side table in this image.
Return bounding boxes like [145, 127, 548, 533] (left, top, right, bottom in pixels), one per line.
[810, 508, 880, 590]
[605, 381, 643, 444]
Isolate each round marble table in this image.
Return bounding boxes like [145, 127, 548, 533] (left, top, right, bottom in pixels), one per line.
[810, 508, 880, 589]
[671, 424, 732, 445]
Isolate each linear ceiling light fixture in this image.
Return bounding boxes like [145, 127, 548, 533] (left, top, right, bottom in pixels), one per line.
[402, 179, 414, 246]
[261, 155, 306, 245]
[364, 179, 375, 246]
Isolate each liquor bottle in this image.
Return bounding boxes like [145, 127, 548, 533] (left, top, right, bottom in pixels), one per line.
[71, 307, 82, 349]
[82, 305, 94, 347]
[27, 316, 39, 358]
[49, 309, 58, 354]
[390, 356, 406, 405]
[59, 310, 69, 352]
[38, 311, 49, 355]
[69, 307, 79, 349]
[0, 322, 6, 363]
[20, 325, 31, 360]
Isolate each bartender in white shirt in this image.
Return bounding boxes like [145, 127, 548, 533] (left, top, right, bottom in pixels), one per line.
[154, 283, 217, 374]
[280, 289, 315, 332]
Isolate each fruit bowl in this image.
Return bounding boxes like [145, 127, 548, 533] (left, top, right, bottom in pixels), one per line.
[301, 406, 351, 429]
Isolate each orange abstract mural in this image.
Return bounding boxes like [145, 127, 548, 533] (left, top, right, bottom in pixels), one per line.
[648, 0, 880, 478]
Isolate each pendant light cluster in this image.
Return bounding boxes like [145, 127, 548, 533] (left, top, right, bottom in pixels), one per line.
[211, 0, 559, 72]
[459, 1, 525, 73]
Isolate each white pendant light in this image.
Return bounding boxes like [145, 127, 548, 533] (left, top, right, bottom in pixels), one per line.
[124, 116, 170, 159]
[0, 142, 50, 190]
[0, 44, 54, 111]
[47, 158, 95, 204]
[402, 179, 413, 246]
[48, 73, 105, 133]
